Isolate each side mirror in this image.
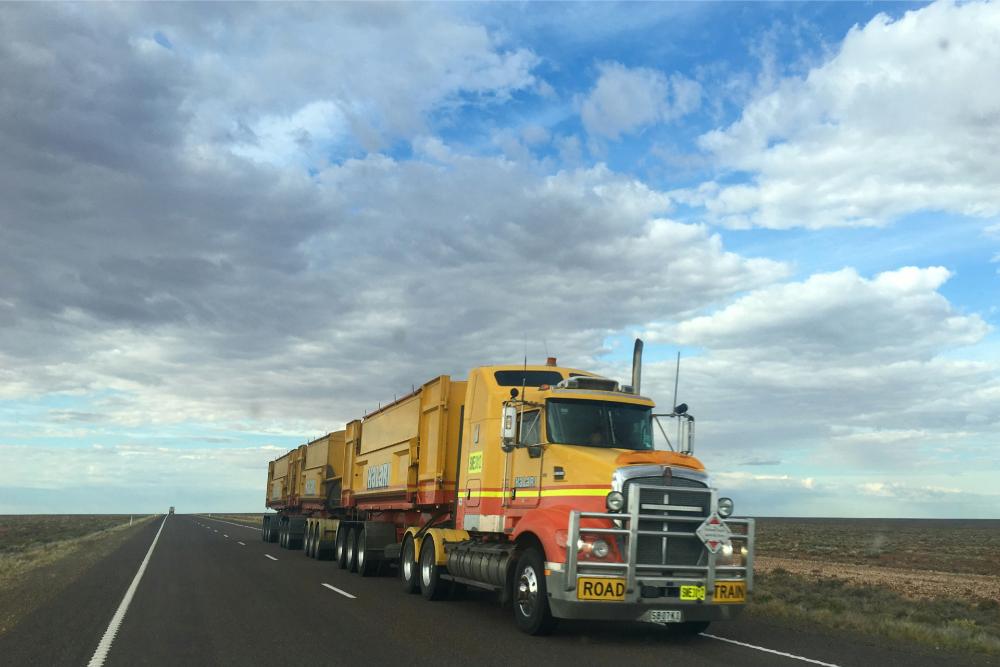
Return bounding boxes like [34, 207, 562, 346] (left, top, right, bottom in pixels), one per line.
[527, 444, 543, 459]
[501, 404, 517, 452]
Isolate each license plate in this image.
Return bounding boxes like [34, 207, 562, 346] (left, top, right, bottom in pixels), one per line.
[644, 609, 682, 624]
[576, 577, 626, 601]
[680, 585, 705, 601]
[714, 580, 746, 603]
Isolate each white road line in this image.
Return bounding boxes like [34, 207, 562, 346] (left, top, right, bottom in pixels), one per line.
[223, 534, 229, 538]
[87, 515, 168, 667]
[237, 541, 246, 546]
[322, 583, 356, 599]
[200, 516, 262, 532]
[701, 634, 841, 667]
[265, 554, 278, 561]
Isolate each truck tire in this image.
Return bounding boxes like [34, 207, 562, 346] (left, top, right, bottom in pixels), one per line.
[317, 537, 335, 561]
[279, 524, 287, 548]
[356, 526, 378, 577]
[419, 537, 450, 601]
[336, 527, 349, 569]
[305, 524, 314, 558]
[345, 527, 359, 573]
[400, 534, 419, 594]
[512, 547, 557, 635]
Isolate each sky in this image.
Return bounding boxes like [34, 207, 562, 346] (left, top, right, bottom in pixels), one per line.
[1, 1, 998, 518]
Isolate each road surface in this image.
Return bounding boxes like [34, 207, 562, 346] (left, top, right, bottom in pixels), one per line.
[0, 514, 988, 666]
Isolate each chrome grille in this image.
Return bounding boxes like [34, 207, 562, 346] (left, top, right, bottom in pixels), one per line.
[623, 475, 708, 568]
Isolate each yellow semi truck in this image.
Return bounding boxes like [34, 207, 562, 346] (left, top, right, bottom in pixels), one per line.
[264, 340, 754, 635]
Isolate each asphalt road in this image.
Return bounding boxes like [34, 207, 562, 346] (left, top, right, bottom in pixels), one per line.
[0, 514, 989, 667]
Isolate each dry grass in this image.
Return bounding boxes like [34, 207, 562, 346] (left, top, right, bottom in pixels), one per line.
[750, 569, 1000, 656]
[0, 514, 156, 635]
[751, 518, 1000, 656]
[755, 517, 1000, 576]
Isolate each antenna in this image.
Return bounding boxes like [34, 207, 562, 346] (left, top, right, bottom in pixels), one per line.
[672, 351, 681, 411]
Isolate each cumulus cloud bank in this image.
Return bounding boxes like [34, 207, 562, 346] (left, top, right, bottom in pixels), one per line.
[694, 0, 1000, 229]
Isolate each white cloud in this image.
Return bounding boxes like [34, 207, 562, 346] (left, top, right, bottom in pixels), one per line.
[696, 0, 1000, 228]
[650, 266, 989, 362]
[581, 62, 702, 139]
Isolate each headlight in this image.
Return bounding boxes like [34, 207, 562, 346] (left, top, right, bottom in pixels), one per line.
[717, 497, 734, 518]
[591, 539, 610, 558]
[605, 491, 625, 512]
[721, 542, 733, 557]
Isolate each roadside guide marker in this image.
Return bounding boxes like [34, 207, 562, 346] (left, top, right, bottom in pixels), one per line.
[87, 516, 167, 667]
[322, 583, 356, 599]
[701, 634, 840, 667]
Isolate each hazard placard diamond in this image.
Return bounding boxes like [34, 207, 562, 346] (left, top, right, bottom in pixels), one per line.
[696, 512, 732, 554]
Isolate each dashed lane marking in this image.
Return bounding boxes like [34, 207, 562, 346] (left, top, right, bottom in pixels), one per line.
[322, 583, 356, 599]
[223, 534, 229, 538]
[237, 541, 246, 546]
[701, 633, 841, 667]
[200, 516, 262, 532]
[265, 554, 278, 561]
[87, 515, 168, 667]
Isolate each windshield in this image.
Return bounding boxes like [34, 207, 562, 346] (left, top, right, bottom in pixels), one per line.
[546, 399, 653, 450]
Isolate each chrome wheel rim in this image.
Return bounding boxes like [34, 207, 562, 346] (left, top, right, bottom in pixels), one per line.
[516, 565, 539, 618]
[403, 541, 413, 581]
[421, 547, 433, 588]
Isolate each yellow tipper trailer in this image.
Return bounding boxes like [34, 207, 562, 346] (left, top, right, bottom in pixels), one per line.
[263, 433, 346, 550]
[263, 340, 755, 636]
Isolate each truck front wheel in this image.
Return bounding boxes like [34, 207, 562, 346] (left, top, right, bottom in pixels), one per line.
[512, 547, 556, 635]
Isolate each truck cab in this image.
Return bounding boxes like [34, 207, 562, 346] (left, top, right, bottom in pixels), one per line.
[451, 353, 753, 634]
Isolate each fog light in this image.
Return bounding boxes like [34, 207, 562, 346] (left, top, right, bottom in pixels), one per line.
[592, 539, 610, 558]
[718, 497, 734, 518]
[721, 542, 734, 557]
[606, 491, 625, 512]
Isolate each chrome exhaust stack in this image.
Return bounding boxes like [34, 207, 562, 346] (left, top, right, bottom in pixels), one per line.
[631, 338, 643, 395]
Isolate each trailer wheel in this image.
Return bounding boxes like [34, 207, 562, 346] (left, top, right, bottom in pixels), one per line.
[345, 527, 359, 572]
[512, 547, 556, 635]
[335, 526, 349, 569]
[304, 523, 313, 558]
[357, 526, 379, 577]
[419, 537, 450, 601]
[317, 535, 335, 561]
[309, 523, 319, 558]
[279, 524, 286, 548]
[400, 534, 419, 594]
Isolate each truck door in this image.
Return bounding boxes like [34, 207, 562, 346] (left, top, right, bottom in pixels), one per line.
[505, 409, 544, 509]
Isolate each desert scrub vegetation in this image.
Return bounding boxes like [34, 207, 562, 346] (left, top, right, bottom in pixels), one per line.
[750, 568, 1000, 656]
[755, 518, 1000, 576]
[0, 515, 147, 555]
[0, 515, 154, 584]
[0, 514, 155, 634]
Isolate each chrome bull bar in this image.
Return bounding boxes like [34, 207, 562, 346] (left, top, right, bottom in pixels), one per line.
[564, 483, 755, 599]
